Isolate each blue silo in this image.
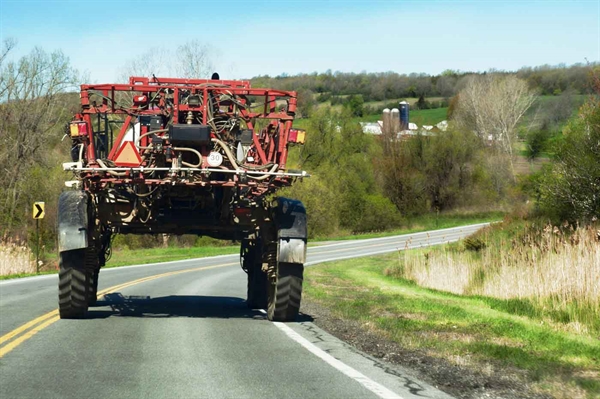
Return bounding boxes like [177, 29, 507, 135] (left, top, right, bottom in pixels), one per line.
[399, 101, 409, 130]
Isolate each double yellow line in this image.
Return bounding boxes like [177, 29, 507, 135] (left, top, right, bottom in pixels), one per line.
[0, 262, 236, 358]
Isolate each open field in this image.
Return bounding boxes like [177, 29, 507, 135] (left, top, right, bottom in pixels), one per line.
[296, 94, 586, 131]
[293, 107, 448, 129]
[314, 96, 446, 113]
[357, 107, 448, 126]
[305, 252, 600, 399]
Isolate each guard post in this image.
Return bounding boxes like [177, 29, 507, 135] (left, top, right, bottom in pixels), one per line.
[33, 202, 45, 273]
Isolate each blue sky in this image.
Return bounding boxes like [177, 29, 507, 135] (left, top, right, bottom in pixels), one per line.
[0, 0, 598, 82]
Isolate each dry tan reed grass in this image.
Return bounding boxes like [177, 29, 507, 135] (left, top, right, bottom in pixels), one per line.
[0, 239, 35, 276]
[394, 224, 600, 331]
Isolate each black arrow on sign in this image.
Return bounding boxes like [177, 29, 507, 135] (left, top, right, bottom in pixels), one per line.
[34, 204, 44, 219]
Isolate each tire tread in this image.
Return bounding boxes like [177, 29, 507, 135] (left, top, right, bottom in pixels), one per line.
[268, 262, 303, 322]
[58, 249, 90, 319]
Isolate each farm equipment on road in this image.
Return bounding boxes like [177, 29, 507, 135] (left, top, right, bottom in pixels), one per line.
[58, 75, 308, 321]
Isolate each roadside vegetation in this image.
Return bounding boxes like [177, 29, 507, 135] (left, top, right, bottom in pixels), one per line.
[0, 243, 240, 280]
[303, 71, 600, 398]
[304, 254, 599, 399]
[391, 219, 599, 334]
[0, 239, 34, 276]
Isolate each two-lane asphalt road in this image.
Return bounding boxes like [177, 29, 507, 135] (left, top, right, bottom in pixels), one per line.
[0, 223, 488, 399]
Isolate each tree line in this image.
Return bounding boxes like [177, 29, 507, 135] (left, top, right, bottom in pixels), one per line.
[251, 63, 594, 103]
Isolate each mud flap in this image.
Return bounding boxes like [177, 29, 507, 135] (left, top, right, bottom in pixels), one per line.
[276, 198, 307, 264]
[58, 191, 89, 252]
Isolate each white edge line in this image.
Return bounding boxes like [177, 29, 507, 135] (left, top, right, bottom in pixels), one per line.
[308, 222, 491, 251]
[272, 320, 403, 399]
[305, 238, 463, 266]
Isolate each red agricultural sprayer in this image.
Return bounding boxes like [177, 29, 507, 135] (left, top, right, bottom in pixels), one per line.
[58, 75, 308, 321]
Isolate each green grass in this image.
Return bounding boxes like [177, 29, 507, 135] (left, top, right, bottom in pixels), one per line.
[305, 254, 600, 398]
[106, 245, 239, 267]
[0, 269, 58, 280]
[292, 118, 310, 129]
[515, 141, 553, 159]
[313, 97, 446, 114]
[293, 107, 448, 130]
[521, 94, 588, 133]
[357, 107, 448, 126]
[516, 149, 553, 159]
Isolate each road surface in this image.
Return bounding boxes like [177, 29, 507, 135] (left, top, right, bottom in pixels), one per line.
[0, 223, 488, 399]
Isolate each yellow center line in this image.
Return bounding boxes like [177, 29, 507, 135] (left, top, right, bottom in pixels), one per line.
[0, 310, 59, 346]
[0, 262, 236, 358]
[0, 315, 61, 357]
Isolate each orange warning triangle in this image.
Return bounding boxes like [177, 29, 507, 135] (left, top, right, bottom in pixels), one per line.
[113, 141, 142, 167]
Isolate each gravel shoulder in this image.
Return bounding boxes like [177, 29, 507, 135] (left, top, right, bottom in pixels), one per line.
[301, 298, 552, 399]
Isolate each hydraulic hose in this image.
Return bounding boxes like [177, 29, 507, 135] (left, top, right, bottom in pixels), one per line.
[78, 143, 84, 164]
[210, 138, 280, 180]
[136, 128, 169, 146]
[210, 138, 275, 171]
[173, 147, 203, 168]
[246, 163, 279, 180]
[97, 159, 127, 176]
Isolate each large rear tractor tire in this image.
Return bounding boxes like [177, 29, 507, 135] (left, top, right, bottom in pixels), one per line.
[267, 262, 304, 322]
[58, 249, 91, 319]
[265, 197, 307, 322]
[57, 190, 101, 318]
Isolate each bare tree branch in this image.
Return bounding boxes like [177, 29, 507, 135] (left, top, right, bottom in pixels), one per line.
[118, 41, 216, 81]
[453, 74, 537, 177]
[0, 45, 79, 231]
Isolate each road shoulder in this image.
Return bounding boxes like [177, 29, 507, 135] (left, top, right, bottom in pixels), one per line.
[300, 298, 550, 399]
[286, 311, 455, 399]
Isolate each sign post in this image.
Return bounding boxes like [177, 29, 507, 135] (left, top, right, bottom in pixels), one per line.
[33, 202, 45, 273]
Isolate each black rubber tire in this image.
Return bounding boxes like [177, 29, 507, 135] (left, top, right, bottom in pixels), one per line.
[88, 269, 99, 306]
[267, 262, 303, 322]
[58, 249, 91, 319]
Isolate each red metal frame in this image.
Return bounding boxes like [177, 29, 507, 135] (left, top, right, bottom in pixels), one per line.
[70, 76, 300, 199]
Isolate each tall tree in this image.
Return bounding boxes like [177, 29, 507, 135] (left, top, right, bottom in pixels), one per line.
[176, 40, 215, 79]
[453, 74, 536, 177]
[119, 41, 216, 81]
[537, 92, 600, 222]
[0, 40, 79, 232]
